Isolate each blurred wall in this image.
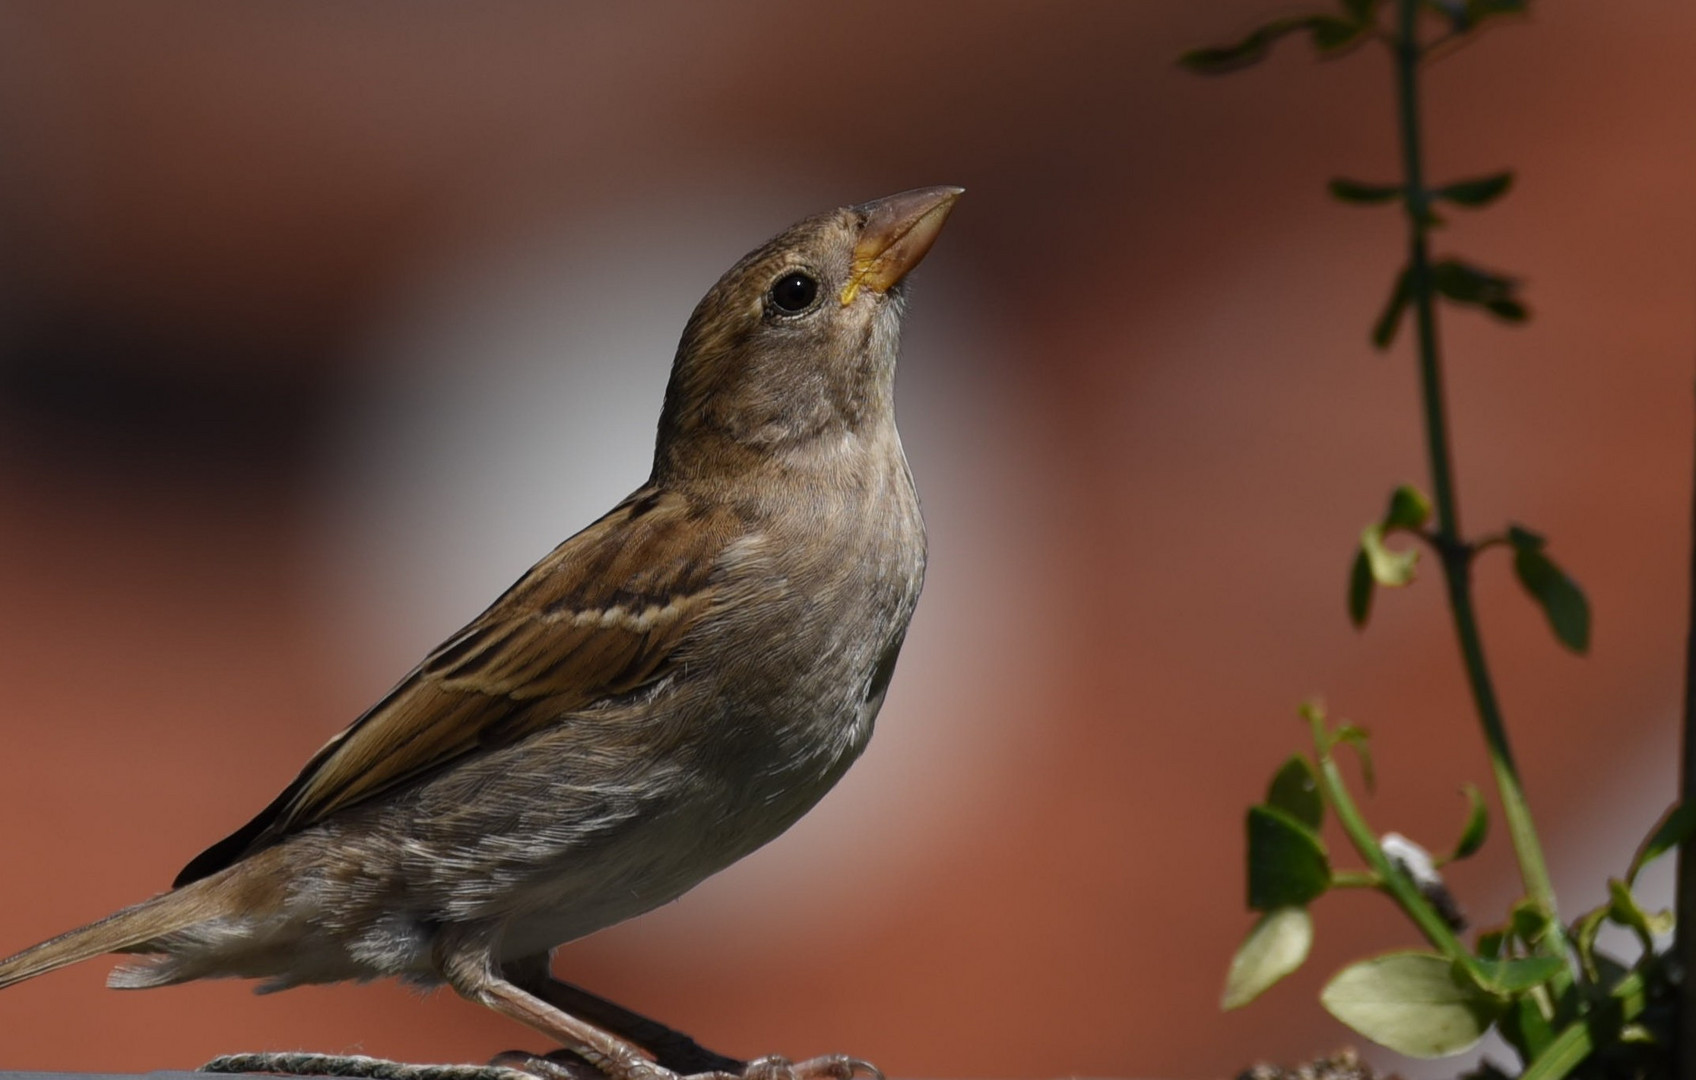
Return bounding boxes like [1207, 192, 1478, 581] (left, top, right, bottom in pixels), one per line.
[0, 3, 1691, 1077]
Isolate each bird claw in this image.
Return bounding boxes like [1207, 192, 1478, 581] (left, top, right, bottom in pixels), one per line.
[490, 1050, 609, 1080]
[744, 1055, 883, 1080]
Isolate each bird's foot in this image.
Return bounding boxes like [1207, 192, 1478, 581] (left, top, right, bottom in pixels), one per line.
[488, 1049, 602, 1080]
[736, 1054, 882, 1080]
[488, 1051, 880, 1080]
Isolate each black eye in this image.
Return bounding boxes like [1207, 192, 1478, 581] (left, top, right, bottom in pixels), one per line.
[769, 271, 819, 313]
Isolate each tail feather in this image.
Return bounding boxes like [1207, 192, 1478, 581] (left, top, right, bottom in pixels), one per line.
[0, 882, 224, 991]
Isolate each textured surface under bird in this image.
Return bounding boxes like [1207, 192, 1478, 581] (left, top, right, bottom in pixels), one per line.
[0, 186, 962, 1080]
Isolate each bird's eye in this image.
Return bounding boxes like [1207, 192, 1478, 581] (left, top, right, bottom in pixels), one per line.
[769, 271, 819, 314]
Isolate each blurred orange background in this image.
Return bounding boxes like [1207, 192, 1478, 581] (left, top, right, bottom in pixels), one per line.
[0, 3, 1692, 1078]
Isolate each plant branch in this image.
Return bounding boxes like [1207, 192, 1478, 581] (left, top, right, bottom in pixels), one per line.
[1675, 385, 1696, 1077]
[1390, 0, 1567, 957]
[1313, 726, 1471, 962]
[1517, 970, 1648, 1080]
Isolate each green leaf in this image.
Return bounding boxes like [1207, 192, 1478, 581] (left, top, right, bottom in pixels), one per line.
[1422, 0, 1470, 30]
[1451, 784, 1488, 861]
[1384, 484, 1433, 531]
[1430, 259, 1513, 302]
[1300, 699, 1328, 743]
[1178, 31, 1281, 73]
[1484, 298, 1528, 322]
[1330, 177, 1403, 204]
[1474, 928, 1505, 960]
[1572, 904, 1608, 980]
[1247, 804, 1331, 910]
[1180, 17, 1327, 73]
[1352, 486, 1430, 629]
[1511, 545, 1590, 654]
[1334, 723, 1375, 792]
[1506, 523, 1546, 550]
[1308, 14, 1366, 51]
[1320, 951, 1504, 1057]
[1465, 0, 1528, 24]
[1424, 0, 1524, 32]
[1222, 906, 1314, 1009]
[1432, 172, 1514, 208]
[1497, 992, 1555, 1060]
[1471, 955, 1566, 994]
[1590, 947, 1629, 990]
[1267, 755, 1324, 831]
[1508, 899, 1553, 948]
[1340, 0, 1379, 24]
[1372, 267, 1412, 349]
[1627, 802, 1695, 885]
[1618, 1022, 1658, 1045]
[1429, 258, 1531, 324]
[1361, 523, 1419, 586]
[1607, 878, 1673, 947]
[1348, 548, 1375, 627]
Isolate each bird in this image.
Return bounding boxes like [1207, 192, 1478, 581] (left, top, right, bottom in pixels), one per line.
[0, 185, 962, 1080]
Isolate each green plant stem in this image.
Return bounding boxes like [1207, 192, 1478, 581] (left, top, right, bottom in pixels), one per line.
[1518, 969, 1648, 1080]
[1391, 0, 1568, 957]
[1315, 736, 1470, 962]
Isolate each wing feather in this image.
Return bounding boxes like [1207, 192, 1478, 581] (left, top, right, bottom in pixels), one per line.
[174, 486, 736, 886]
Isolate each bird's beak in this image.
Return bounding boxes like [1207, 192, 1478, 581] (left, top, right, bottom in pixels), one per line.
[840, 186, 964, 305]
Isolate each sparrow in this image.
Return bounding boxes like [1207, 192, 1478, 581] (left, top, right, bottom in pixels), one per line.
[0, 185, 962, 1080]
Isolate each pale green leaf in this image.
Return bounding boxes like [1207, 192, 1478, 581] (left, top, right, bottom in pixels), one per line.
[1361, 523, 1418, 586]
[1223, 906, 1314, 1009]
[1320, 952, 1503, 1058]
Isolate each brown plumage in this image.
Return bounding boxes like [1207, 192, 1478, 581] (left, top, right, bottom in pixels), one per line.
[0, 186, 962, 1080]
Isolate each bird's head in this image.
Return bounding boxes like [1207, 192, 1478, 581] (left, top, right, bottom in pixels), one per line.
[654, 186, 962, 480]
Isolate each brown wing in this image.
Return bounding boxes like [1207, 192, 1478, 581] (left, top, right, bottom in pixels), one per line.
[175, 486, 735, 886]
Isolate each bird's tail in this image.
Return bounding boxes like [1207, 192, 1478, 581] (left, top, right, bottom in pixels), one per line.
[0, 876, 228, 991]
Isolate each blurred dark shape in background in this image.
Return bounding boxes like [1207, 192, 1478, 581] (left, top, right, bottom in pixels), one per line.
[0, 3, 1691, 1078]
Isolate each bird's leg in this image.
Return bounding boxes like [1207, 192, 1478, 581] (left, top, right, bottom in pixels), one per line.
[499, 953, 744, 1074]
[440, 935, 879, 1080]
[441, 938, 665, 1080]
